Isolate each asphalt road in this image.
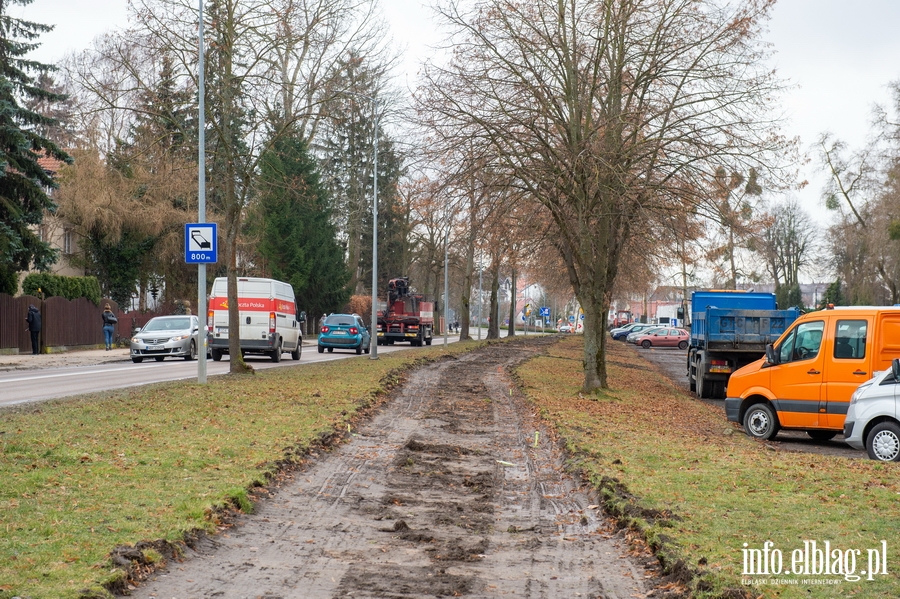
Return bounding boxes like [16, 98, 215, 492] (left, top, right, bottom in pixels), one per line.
[0, 336, 465, 408]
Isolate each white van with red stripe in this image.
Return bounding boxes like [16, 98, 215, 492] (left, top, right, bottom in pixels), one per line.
[207, 277, 304, 362]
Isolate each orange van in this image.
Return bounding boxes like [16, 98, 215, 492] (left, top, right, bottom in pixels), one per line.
[725, 306, 900, 440]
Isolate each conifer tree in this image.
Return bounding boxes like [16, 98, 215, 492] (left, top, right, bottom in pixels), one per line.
[249, 132, 350, 321]
[0, 0, 71, 293]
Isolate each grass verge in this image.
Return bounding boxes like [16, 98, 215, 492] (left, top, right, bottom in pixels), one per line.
[517, 336, 900, 598]
[0, 341, 480, 599]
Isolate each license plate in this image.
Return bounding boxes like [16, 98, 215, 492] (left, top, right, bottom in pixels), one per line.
[333, 330, 347, 335]
[217, 327, 228, 334]
[147, 345, 164, 351]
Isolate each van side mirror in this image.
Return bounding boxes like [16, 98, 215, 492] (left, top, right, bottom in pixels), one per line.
[765, 344, 779, 366]
[298, 310, 306, 323]
[892, 358, 900, 381]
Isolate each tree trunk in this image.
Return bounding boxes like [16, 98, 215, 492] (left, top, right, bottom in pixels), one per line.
[507, 267, 516, 337]
[487, 264, 500, 339]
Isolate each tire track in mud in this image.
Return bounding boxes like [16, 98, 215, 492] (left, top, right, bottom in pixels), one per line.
[132, 339, 659, 598]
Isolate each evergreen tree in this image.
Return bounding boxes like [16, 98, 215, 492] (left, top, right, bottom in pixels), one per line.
[0, 0, 71, 293]
[358, 137, 406, 292]
[249, 132, 350, 319]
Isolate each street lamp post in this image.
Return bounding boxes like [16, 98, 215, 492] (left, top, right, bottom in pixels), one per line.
[477, 257, 482, 341]
[345, 92, 380, 359]
[369, 103, 379, 359]
[443, 228, 449, 348]
[196, 0, 208, 383]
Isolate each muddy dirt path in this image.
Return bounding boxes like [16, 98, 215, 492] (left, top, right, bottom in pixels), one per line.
[131, 339, 661, 598]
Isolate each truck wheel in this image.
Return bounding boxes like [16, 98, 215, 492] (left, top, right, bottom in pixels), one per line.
[807, 430, 837, 441]
[271, 341, 282, 362]
[696, 369, 708, 399]
[678, 340, 688, 350]
[211, 348, 223, 361]
[425, 337, 432, 346]
[713, 381, 726, 400]
[291, 343, 301, 360]
[743, 403, 780, 440]
[866, 422, 900, 461]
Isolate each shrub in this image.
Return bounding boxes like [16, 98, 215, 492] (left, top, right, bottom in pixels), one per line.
[22, 273, 102, 304]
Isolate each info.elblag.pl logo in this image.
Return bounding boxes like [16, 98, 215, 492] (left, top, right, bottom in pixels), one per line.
[742, 540, 889, 584]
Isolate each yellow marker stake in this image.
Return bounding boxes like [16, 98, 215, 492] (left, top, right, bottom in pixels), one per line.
[533, 431, 539, 447]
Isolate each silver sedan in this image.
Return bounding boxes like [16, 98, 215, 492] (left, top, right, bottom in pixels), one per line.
[130, 315, 204, 363]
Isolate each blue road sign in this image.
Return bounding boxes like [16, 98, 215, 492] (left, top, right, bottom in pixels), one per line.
[185, 223, 218, 264]
[539, 306, 550, 317]
[568, 315, 575, 323]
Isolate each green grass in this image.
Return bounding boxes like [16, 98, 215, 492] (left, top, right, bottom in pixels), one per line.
[6, 334, 899, 599]
[517, 337, 900, 599]
[0, 341, 479, 599]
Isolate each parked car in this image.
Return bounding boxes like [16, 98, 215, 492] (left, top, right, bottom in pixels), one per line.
[633, 327, 690, 350]
[318, 313, 371, 355]
[613, 323, 656, 341]
[130, 315, 205, 363]
[609, 322, 639, 339]
[625, 325, 665, 344]
[559, 324, 574, 333]
[844, 360, 900, 461]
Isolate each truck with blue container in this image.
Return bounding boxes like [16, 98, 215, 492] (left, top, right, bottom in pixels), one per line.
[687, 290, 799, 399]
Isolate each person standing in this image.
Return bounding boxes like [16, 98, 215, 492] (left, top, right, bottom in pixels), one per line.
[101, 304, 117, 350]
[25, 304, 41, 355]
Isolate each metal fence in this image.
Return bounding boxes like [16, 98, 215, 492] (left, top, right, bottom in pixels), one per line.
[0, 293, 169, 354]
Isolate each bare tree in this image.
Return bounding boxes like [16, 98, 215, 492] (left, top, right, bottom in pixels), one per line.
[761, 197, 817, 294]
[417, 0, 790, 391]
[705, 167, 766, 288]
[817, 132, 900, 303]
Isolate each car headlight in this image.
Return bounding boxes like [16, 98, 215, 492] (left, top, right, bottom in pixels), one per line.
[850, 384, 870, 405]
[131, 337, 141, 344]
[170, 335, 189, 342]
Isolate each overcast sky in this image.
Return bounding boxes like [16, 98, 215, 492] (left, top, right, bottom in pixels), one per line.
[16, 0, 900, 223]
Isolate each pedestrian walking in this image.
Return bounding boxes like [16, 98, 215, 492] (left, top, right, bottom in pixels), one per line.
[102, 304, 118, 350]
[25, 304, 41, 355]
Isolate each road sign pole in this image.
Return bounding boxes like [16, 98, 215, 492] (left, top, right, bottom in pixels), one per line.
[197, 0, 207, 384]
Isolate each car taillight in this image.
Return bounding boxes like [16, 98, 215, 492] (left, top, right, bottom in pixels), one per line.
[321, 326, 330, 333]
[269, 312, 276, 333]
[349, 327, 358, 335]
[207, 310, 213, 331]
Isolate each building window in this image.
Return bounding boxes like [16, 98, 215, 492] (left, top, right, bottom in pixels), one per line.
[63, 229, 73, 255]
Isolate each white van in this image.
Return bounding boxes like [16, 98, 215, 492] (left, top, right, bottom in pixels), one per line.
[208, 277, 305, 362]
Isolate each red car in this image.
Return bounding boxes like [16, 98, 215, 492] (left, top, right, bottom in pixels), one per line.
[633, 327, 689, 350]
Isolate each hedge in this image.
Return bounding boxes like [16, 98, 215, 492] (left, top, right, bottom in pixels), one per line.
[22, 273, 102, 305]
